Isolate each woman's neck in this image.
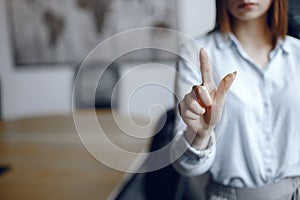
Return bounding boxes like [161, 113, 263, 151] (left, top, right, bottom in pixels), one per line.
[231, 15, 273, 49]
[231, 15, 274, 68]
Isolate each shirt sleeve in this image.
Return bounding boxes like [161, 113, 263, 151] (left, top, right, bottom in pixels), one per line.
[170, 129, 216, 177]
[170, 41, 216, 177]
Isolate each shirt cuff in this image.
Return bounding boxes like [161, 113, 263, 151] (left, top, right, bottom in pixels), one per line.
[175, 130, 215, 162]
[170, 129, 216, 176]
[183, 131, 216, 158]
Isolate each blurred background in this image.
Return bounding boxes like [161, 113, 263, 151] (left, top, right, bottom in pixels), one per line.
[0, 0, 215, 199]
[0, 0, 215, 120]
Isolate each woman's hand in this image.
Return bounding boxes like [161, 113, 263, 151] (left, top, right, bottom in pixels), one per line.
[178, 48, 236, 150]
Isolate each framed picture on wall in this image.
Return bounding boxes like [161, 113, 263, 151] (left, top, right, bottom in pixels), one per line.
[5, 0, 178, 67]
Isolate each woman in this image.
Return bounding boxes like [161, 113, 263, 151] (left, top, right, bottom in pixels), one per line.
[171, 0, 300, 199]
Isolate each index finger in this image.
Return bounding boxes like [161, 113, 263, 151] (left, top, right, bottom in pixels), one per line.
[199, 48, 215, 89]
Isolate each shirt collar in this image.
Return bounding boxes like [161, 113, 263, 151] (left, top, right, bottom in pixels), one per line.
[215, 31, 290, 55]
[215, 32, 233, 50]
[277, 39, 290, 55]
[214, 32, 243, 50]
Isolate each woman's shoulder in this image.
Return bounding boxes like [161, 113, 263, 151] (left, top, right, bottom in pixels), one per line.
[194, 30, 220, 47]
[179, 30, 220, 54]
[283, 35, 300, 53]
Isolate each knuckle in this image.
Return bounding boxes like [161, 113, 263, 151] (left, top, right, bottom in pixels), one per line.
[187, 99, 198, 110]
[199, 107, 206, 115]
[199, 85, 206, 91]
[183, 94, 189, 101]
[182, 109, 190, 118]
[184, 93, 193, 102]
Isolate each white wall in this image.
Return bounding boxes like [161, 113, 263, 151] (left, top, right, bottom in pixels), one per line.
[0, 0, 214, 120]
[178, 0, 215, 37]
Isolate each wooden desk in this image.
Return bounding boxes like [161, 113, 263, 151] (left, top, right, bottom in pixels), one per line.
[0, 110, 155, 200]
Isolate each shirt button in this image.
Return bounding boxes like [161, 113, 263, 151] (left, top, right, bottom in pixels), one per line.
[266, 148, 272, 156]
[266, 168, 272, 174]
[264, 159, 272, 165]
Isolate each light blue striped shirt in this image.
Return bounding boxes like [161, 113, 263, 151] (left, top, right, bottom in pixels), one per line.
[171, 31, 300, 187]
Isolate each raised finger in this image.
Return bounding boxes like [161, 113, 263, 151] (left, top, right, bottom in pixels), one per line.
[199, 48, 215, 90]
[215, 71, 237, 106]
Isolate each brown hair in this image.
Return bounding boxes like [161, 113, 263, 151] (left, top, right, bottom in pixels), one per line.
[215, 0, 288, 44]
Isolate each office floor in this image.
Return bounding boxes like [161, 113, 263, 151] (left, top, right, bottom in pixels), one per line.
[0, 110, 154, 200]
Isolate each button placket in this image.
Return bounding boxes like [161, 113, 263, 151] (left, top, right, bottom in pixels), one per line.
[261, 76, 274, 181]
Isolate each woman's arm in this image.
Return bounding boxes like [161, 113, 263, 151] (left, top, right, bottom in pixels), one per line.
[171, 46, 236, 176]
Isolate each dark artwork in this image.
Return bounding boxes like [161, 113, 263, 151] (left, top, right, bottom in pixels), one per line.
[6, 0, 177, 66]
[43, 10, 65, 47]
[77, 0, 111, 33]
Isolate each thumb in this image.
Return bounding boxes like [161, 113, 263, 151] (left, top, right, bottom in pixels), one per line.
[215, 71, 237, 106]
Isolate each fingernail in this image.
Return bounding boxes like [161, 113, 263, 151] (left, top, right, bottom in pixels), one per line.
[232, 71, 237, 76]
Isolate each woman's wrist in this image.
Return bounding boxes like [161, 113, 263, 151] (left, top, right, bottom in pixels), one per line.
[185, 126, 213, 150]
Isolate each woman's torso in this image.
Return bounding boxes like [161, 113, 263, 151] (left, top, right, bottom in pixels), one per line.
[184, 31, 300, 187]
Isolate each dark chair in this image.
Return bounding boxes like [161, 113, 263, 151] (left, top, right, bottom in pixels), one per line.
[143, 109, 187, 200]
[112, 109, 183, 200]
[112, 109, 209, 200]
